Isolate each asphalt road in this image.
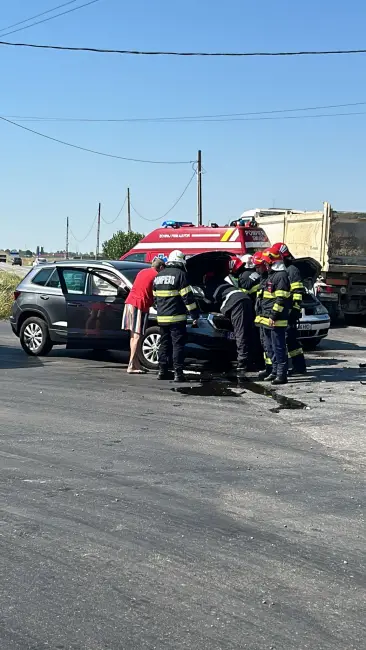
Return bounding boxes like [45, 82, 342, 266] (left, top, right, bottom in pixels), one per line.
[0, 322, 365, 650]
[0, 263, 30, 278]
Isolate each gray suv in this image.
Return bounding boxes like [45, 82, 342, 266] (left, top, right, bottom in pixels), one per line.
[9, 259, 238, 366]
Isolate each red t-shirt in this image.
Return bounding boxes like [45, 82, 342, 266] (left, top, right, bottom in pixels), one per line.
[125, 267, 158, 313]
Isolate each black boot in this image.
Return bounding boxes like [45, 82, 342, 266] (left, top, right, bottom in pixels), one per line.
[157, 366, 170, 380]
[257, 367, 272, 380]
[288, 367, 307, 376]
[264, 373, 276, 382]
[173, 369, 185, 383]
[236, 367, 248, 381]
[271, 376, 288, 386]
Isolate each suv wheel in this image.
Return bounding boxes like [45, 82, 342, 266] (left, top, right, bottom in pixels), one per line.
[138, 326, 160, 370]
[20, 317, 53, 356]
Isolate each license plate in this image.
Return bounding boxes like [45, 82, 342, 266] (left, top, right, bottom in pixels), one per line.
[226, 332, 236, 340]
[298, 323, 312, 331]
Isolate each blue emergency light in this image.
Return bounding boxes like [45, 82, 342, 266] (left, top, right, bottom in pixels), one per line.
[162, 220, 194, 228]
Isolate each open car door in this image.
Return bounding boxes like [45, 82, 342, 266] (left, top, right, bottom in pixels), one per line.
[58, 266, 130, 350]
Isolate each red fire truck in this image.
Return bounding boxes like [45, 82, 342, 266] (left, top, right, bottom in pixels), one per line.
[120, 220, 270, 263]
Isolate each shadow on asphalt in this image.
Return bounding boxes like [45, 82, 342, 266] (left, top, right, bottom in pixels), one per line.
[0, 345, 44, 369]
[307, 366, 366, 383]
[319, 339, 366, 351]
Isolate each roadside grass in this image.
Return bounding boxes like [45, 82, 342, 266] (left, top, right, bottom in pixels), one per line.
[0, 272, 19, 319]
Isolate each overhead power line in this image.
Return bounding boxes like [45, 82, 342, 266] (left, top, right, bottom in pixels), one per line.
[0, 1, 79, 33]
[101, 195, 127, 225]
[0, 0, 102, 38]
[4, 101, 366, 123]
[0, 116, 193, 164]
[1, 40, 366, 57]
[70, 212, 97, 243]
[130, 170, 196, 223]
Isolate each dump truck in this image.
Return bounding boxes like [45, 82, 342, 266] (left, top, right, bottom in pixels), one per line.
[255, 202, 366, 319]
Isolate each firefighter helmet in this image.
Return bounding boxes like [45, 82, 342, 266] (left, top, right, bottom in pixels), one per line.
[269, 242, 292, 259]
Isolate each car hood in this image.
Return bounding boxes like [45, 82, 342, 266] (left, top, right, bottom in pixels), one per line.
[186, 251, 233, 286]
[291, 257, 321, 285]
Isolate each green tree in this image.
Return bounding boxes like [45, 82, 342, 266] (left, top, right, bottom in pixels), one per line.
[102, 231, 144, 259]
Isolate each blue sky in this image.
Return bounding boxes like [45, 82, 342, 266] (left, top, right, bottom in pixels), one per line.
[1, 0, 366, 251]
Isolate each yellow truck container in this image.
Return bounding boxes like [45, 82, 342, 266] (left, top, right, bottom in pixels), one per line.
[257, 202, 366, 317]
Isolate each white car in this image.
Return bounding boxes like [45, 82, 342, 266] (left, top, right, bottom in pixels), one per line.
[32, 257, 48, 267]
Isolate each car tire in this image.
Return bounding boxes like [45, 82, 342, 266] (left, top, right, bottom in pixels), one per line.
[20, 316, 53, 356]
[138, 326, 160, 370]
[302, 337, 322, 351]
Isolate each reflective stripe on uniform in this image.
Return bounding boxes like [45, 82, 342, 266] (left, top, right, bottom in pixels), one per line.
[273, 303, 284, 313]
[153, 289, 180, 297]
[264, 353, 272, 365]
[293, 293, 303, 301]
[293, 303, 302, 310]
[274, 289, 291, 298]
[221, 290, 244, 311]
[249, 283, 260, 294]
[288, 347, 304, 358]
[186, 302, 198, 311]
[180, 285, 193, 297]
[290, 281, 304, 290]
[157, 314, 187, 324]
[255, 315, 288, 327]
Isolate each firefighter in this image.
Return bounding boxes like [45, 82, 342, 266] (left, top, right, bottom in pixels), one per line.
[153, 250, 199, 382]
[204, 275, 254, 380]
[251, 251, 274, 379]
[236, 254, 262, 297]
[269, 242, 307, 375]
[255, 250, 291, 385]
[230, 253, 264, 371]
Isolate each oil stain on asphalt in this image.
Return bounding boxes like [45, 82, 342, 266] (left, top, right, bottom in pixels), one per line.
[172, 379, 309, 412]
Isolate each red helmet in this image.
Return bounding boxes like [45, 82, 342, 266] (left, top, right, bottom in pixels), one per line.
[261, 249, 282, 266]
[252, 251, 266, 266]
[229, 255, 245, 275]
[270, 242, 291, 258]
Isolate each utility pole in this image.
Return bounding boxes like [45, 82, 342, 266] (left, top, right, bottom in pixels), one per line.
[127, 187, 131, 233]
[197, 150, 203, 226]
[66, 217, 69, 259]
[96, 202, 101, 259]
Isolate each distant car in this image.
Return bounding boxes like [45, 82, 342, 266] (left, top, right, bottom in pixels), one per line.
[32, 257, 48, 267]
[12, 256, 22, 266]
[10, 254, 330, 366]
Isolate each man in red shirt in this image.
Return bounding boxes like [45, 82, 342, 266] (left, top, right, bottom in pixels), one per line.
[122, 258, 165, 373]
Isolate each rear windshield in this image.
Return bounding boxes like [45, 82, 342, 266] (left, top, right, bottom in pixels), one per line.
[121, 268, 143, 284]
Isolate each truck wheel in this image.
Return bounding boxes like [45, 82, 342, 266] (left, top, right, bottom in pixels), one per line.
[20, 316, 53, 356]
[138, 326, 160, 370]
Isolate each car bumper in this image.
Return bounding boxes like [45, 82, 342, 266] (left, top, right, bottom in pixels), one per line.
[297, 314, 331, 340]
[9, 315, 19, 337]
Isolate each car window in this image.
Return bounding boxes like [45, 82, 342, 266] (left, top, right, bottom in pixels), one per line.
[120, 268, 145, 285]
[62, 269, 88, 294]
[46, 269, 61, 289]
[124, 253, 146, 262]
[89, 270, 122, 296]
[32, 268, 54, 286]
